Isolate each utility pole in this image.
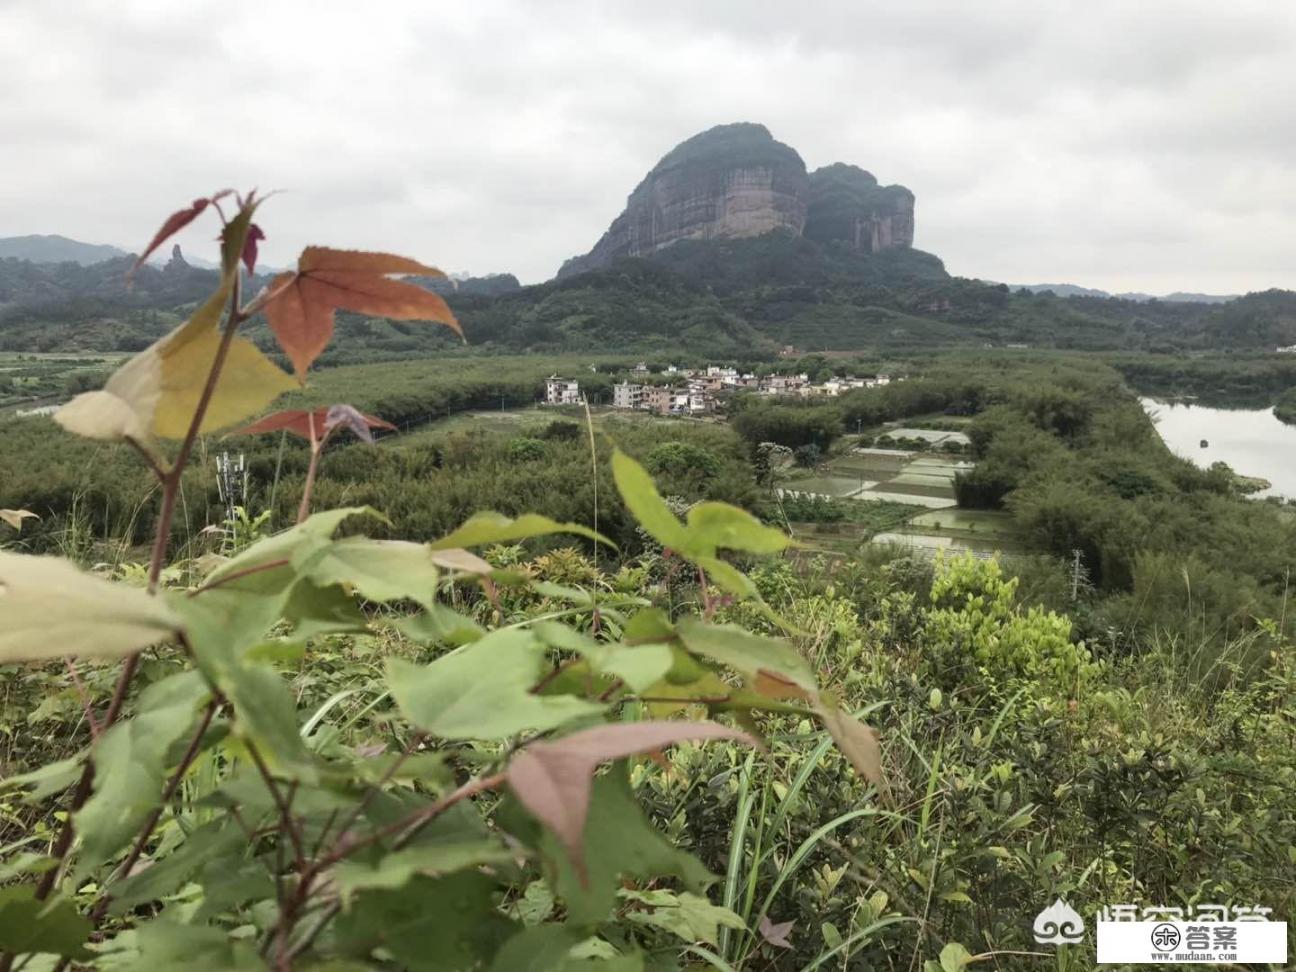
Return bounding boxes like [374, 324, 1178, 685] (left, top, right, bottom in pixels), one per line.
[1071, 549, 1083, 602]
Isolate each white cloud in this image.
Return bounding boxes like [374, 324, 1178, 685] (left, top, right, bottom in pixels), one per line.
[1, 0, 1293, 293]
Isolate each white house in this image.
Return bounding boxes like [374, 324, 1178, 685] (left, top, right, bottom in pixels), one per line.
[612, 381, 645, 409]
[544, 376, 582, 406]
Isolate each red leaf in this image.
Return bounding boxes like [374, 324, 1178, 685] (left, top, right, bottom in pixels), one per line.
[129, 189, 233, 280]
[758, 915, 794, 948]
[232, 405, 394, 442]
[241, 223, 266, 274]
[505, 721, 756, 884]
[263, 247, 461, 381]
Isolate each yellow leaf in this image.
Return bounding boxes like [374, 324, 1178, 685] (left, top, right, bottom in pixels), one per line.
[0, 510, 37, 532]
[0, 552, 181, 663]
[56, 279, 294, 442]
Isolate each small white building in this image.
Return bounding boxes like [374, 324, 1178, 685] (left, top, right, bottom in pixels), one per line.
[544, 375, 582, 406]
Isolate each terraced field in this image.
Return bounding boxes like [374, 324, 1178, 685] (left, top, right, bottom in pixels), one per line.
[780, 449, 968, 509]
[776, 442, 1028, 560]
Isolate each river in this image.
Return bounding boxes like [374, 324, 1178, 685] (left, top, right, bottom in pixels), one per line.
[1142, 398, 1296, 499]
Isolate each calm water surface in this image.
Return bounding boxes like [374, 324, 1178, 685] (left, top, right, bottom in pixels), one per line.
[1142, 398, 1296, 498]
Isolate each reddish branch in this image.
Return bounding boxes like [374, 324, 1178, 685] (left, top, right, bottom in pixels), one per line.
[280, 772, 506, 965]
[87, 699, 218, 924]
[0, 274, 251, 972]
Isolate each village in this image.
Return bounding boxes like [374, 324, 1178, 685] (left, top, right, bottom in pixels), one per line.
[543, 363, 895, 415]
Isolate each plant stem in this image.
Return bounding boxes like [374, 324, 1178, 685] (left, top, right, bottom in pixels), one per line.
[86, 699, 219, 924]
[296, 445, 322, 525]
[246, 743, 306, 866]
[188, 558, 290, 596]
[149, 285, 245, 592]
[3, 276, 248, 954]
[296, 413, 323, 524]
[281, 772, 506, 964]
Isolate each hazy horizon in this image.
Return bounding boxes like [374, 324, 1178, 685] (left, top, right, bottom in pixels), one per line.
[2, 0, 1293, 293]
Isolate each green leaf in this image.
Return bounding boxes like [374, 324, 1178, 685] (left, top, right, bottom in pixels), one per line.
[108, 819, 245, 914]
[129, 918, 262, 971]
[683, 502, 791, 556]
[0, 854, 56, 883]
[387, 628, 607, 740]
[333, 871, 516, 971]
[675, 618, 817, 693]
[0, 753, 84, 802]
[514, 881, 555, 926]
[506, 723, 753, 892]
[431, 511, 614, 552]
[621, 608, 675, 643]
[695, 555, 759, 600]
[0, 552, 180, 663]
[0, 885, 91, 959]
[296, 537, 441, 609]
[940, 942, 974, 972]
[75, 670, 211, 871]
[220, 663, 317, 781]
[531, 621, 673, 692]
[284, 580, 369, 639]
[199, 506, 381, 593]
[428, 547, 494, 574]
[333, 838, 517, 902]
[172, 584, 295, 676]
[610, 450, 689, 551]
[621, 889, 746, 946]
[192, 861, 277, 923]
[393, 604, 485, 646]
[487, 924, 584, 972]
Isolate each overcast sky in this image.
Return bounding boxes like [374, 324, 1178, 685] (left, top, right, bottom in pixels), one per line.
[2, 0, 1294, 293]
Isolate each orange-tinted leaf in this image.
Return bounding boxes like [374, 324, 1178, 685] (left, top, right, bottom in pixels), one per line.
[298, 247, 446, 277]
[129, 190, 232, 279]
[752, 670, 811, 701]
[817, 702, 886, 792]
[506, 721, 755, 883]
[233, 405, 394, 442]
[264, 248, 461, 380]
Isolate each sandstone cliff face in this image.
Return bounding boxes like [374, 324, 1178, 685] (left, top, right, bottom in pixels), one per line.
[559, 123, 807, 278]
[804, 163, 914, 253]
[558, 124, 915, 278]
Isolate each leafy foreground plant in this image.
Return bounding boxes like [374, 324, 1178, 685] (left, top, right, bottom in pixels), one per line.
[0, 193, 883, 970]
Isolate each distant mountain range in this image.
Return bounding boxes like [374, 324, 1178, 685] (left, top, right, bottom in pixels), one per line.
[3, 127, 1293, 359]
[0, 235, 129, 266]
[1006, 282, 1238, 304]
[0, 233, 228, 270]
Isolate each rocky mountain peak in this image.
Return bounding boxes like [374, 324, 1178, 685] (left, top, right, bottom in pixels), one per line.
[557, 124, 915, 278]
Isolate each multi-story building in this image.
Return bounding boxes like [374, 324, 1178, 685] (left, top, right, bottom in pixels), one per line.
[544, 376, 582, 406]
[612, 381, 645, 409]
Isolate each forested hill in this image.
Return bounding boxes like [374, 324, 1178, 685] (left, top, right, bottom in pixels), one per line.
[2, 231, 1295, 357]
